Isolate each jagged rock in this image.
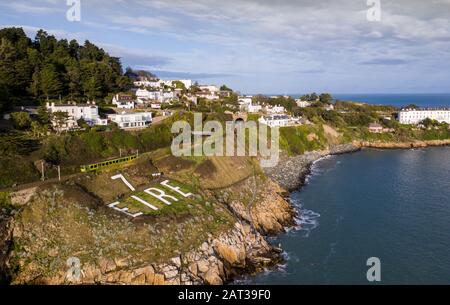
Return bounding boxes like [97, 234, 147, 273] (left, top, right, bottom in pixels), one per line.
[200, 242, 209, 252]
[114, 258, 129, 268]
[119, 271, 133, 283]
[131, 273, 146, 284]
[98, 258, 116, 273]
[170, 256, 181, 268]
[188, 262, 198, 276]
[213, 241, 245, 268]
[203, 269, 223, 285]
[82, 265, 102, 283]
[197, 260, 210, 273]
[153, 273, 165, 285]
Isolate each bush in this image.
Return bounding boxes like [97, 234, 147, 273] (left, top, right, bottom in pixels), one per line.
[10, 112, 32, 130]
[342, 112, 374, 126]
[279, 125, 326, 155]
[80, 131, 107, 155]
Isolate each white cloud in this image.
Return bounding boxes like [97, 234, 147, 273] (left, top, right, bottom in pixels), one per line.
[0, 1, 63, 14]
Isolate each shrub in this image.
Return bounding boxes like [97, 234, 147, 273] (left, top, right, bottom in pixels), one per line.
[10, 112, 32, 130]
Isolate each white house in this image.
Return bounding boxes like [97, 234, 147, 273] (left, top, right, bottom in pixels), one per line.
[150, 102, 162, 109]
[266, 105, 286, 114]
[171, 79, 193, 89]
[112, 94, 135, 109]
[247, 104, 263, 113]
[199, 85, 220, 93]
[324, 104, 335, 111]
[134, 80, 163, 88]
[398, 108, 450, 125]
[296, 100, 311, 108]
[46, 102, 107, 130]
[238, 96, 253, 106]
[258, 114, 299, 127]
[136, 89, 175, 103]
[135, 79, 193, 90]
[108, 112, 153, 129]
[196, 90, 219, 100]
[136, 89, 157, 100]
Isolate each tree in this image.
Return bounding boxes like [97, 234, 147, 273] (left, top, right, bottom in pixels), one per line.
[0, 27, 136, 107]
[31, 121, 49, 138]
[65, 63, 81, 99]
[29, 67, 41, 98]
[40, 64, 64, 98]
[420, 118, 439, 128]
[319, 93, 333, 104]
[0, 38, 16, 102]
[77, 117, 90, 129]
[220, 84, 232, 91]
[83, 76, 102, 100]
[173, 80, 187, 91]
[37, 106, 51, 125]
[404, 104, 418, 109]
[10, 112, 32, 130]
[51, 111, 69, 134]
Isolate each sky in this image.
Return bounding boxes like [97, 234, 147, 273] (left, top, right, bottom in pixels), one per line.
[1, 0, 449, 94]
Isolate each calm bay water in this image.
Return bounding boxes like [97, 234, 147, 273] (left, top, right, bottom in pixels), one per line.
[283, 93, 450, 108]
[333, 93, 450, 108]
[243, 147, 450, 285]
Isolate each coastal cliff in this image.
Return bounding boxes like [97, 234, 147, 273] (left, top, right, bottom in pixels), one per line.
[0, 167, 293, 285]
[3, 139, 448, 285]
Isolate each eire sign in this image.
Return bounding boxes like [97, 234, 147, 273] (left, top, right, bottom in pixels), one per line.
[108, 174, 193, 218]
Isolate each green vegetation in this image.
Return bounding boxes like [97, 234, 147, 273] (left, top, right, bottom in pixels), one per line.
[253, 95, 297, 112]
[0, 192, 15, 215]
[279, 125, 328, 155]
[0, 27, 131, 114]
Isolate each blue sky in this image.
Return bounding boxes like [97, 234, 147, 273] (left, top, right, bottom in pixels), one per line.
[1, 0, 450, 94]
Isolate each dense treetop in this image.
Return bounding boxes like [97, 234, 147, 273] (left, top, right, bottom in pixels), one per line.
[0, 27, 132, 113]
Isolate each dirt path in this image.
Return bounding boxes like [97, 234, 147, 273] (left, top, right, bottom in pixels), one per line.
[0, 173, 81, 193]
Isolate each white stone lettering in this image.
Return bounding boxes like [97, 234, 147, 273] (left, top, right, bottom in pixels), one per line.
[161, 180, 192, 198]
[131, 195, 159, 211]
[144, 188, 178, 205]
[108, 202, 143, 218]
[111, 174, 135, 191]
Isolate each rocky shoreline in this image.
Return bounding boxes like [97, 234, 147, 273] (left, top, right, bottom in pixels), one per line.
[265, 140, 450, 192]
[357, 139, 450, 149]
[1, 140, 449, 285]
[264, 143, 361, 192]
[0, 175, 295, 285]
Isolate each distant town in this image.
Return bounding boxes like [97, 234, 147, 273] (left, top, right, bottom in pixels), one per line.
[1, 26, 450, 189]
[4, 70, 450, 135]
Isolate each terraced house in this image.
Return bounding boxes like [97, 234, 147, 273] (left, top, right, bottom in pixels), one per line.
[398, 108, 450, 124]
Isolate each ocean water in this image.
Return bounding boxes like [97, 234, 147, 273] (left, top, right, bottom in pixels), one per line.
[285, 93, 450, 108]
[242, 147, 450, 285]
[333, 93, 450, 108]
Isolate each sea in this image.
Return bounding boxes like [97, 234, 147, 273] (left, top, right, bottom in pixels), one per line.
[240, 147, 450, 284]
[283, 93, 450, 108]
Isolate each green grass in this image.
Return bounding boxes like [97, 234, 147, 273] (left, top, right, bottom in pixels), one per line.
[279, 125, 327, 155]
[116, 179, 202, 216]
[0, 192, 15, 215]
